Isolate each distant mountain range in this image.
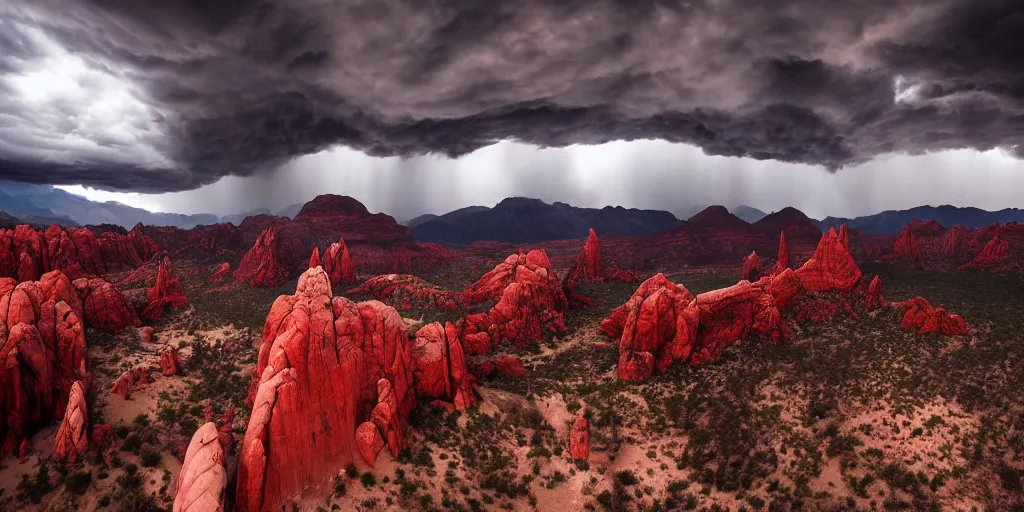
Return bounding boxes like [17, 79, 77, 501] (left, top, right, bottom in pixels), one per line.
[410, 197, 683, 245]
[0, 182, 300, 229]
[818, 205, 1024, 234]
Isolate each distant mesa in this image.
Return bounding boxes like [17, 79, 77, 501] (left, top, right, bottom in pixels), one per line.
[295, 194, 372, 220]
[686, 205, 750, 229]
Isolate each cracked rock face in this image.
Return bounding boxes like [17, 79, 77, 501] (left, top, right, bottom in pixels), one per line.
[54, 380, 89, 465]
[174, 422, 228, 512]
[236, 267, 413, 512]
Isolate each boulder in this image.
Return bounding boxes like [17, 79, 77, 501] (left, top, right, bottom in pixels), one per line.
[322, 237, 357, 285]
[73, 277, 142, 332]
[958, 236, 1009, 270]
[138, 326, 155, 344]
[207, 262, 231, 284]
[742, 251, 762, 281]
[234, 227, 288, 287]
[600, 273, 693, 340]
[236, 268, 414, 512]
[161, 349, 182, 376]
[569, 415, 590, 462]
[142, 255, 188, 322]
[174, 422, 228, 512]
[347, 274, 460, 312]
[896, 297, 969, 335]
[109, 367, 151, 399]
[866, 276, 887, 311]
[493, 356, 527, 379]
[54, 381, 89, 464]
[412, 322, 477, 410]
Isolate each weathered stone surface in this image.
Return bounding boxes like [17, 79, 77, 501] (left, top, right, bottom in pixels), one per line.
[109, 367, 151, 399]
[234, 227, 288, 287]
[493, 355, 527, 379]
[53, 381, 89, 464]
[958, 236, 1009, 270]
[73, 277, 142, 332]
[308, 247, 321, 269]
[323, 236, 358, 285]
[142, 255, 188, 321]
[688, 281, 789, 366]
[355, 421, 386, 467]
[348, 274, 460, 312]
[600, 273, 694, 340]
[896, 297, 969, 335]
[742, 251, 762, 281]
[563, 229, 602, 286]
[942, 225, 969, 259]
[838, 224, 850, 251]
[888, 225, 921, 264]
[236, 268, 414, 512]
[462, 250, 567, 352]
[161, 349, 182, 376]
[128, 224, 160, 262]
[0, 272, 89, 455]
[174, 422, 228, 512]
[569, 415, 590, 462]
[770, 231, 790, 276]
[412, 322, 476, 410]
[207, 262, 231, 284]
[793, 228, 863, 293]
[866, 276, 887, 311]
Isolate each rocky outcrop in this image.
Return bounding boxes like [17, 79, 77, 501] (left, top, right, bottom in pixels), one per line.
[493, 356, 527, 379]
[0, 225, 154, 283]
[234, 227, 288, 287]
[742, 251, 762, 281]
[896, 297, 969, 335]
[142, 255, 188, 322]
[888, 225, 921, 264]
[161, 349, 182, 376]
[356, 379, 406, 467]
[770, 231, 790, 276]
[569, 415, 590, 462]
[174, 422, 228, 512]
[207, 262, 231, 284]
[322, 237, 357, 285]
[600, 274, 693, 340]
[0, 271, 89, 455]
[462, 250, 567, 354]
[563, 229, 602, 285]
[793, 228, 863, 293]
[838, 224, 850, 251]
[128, 224, 160, 262]
[236, 268, 414, 512]
[73, 277, 142, 332]
[347, 274, 460, 312]
[53, 381, 89, 464]
[308, 247, 321, 269]
[109, 367, 151, 399]
[958, 236, 1009, 270]
[412, 322, 476, 410]
[866, 276, 887, 311]
[942, 226, 969, 259]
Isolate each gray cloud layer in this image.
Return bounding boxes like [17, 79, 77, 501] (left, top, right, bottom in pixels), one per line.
[1, 0, 1024, 192]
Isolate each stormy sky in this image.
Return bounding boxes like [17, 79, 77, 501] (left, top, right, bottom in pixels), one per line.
[3, 0, 1024, 220]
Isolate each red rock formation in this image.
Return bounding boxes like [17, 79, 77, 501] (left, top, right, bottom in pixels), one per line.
[742, 251, 762, 281]
[563, 229, 602, 286]
[97, 232, 146, 271]
[793, 227, 863, 293]
[907, 219, 944, 237]
[942, 226, 969, 259]
[888, 225, 921, 264]
[771, 231, 790, 276]
[794, 299, 840, 323]
[128, 224, 160, 262]
[896, 297, 968, 335]
[866, 276, 887, 311]
[462, 250, 568, 353]
[356, 379, 407, 467]
[607, 274, 696, 381]
[308, 247, 321, 269]
[142, 255, 188, 321]
[174, 422, 228, 512]
[569, 415, 590, 462]
[53, 381, 89, 464]
[73, 277, 142, 332]
[138, 326, 155, 344]
[605, 262, 638, 283]
[12, 225, 44, 282]
[207, 262, 231, 284]
[234, 227, 288, 287]
[412, 322, 476, 410]
[600, 273, 694, 340]
[161, 349, 182, 376]
[0, 272, 89, 454]
[347, 274, 460, 312]
[236, 268, 414, 512]
[688, 281, 789, 366]
[109, 367, 151, 399]
[958, 236, 1009, 270]
[838, 224, 850, 251]
[322, 237, 357, 285]
[493, 356, 527, 379]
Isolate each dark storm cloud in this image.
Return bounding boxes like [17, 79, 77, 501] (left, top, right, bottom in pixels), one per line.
[1, 0, 1023, 192]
